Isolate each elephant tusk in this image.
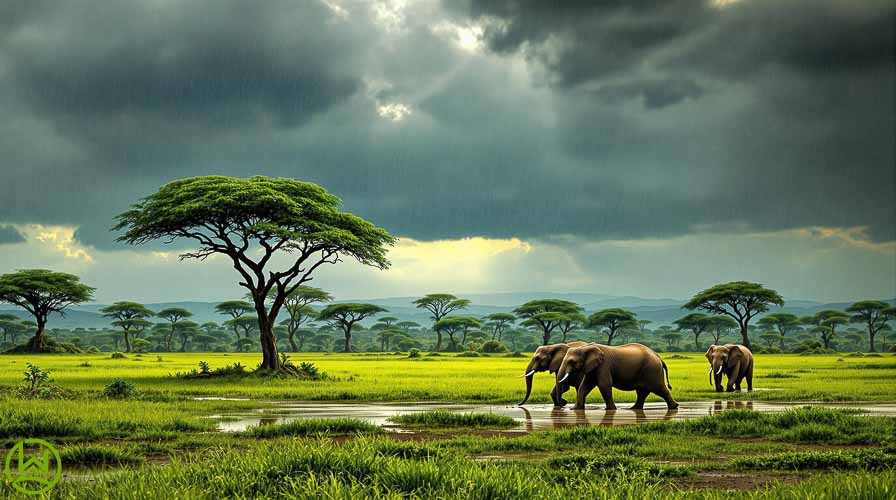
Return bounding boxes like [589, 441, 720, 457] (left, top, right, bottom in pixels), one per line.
[557, 373, 570, 384]
[517, 370, 536, 378]
[716, 365, 723, 375]
[707, 368, 712, 375]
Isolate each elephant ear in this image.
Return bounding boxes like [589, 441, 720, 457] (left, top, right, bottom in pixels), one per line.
[583, 345, 605, 373]
[728, 345, 743, 365]
[705, 346, 714, 362]
[548, 346, 567, 372]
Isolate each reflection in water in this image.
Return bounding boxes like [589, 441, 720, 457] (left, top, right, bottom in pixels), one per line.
[209, 400, 896, 433]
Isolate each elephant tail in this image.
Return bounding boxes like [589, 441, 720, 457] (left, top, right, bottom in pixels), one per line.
[662, 361, 672, 390]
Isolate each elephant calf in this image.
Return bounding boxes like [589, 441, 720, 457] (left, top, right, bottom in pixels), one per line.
[556, 343, 678, 410]
[518, 341, 589, 407]
[706, 344, 753, 392]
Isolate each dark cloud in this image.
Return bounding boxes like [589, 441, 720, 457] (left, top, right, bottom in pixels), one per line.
[0, 225, 25, 245]
[0, 0, 892, 253]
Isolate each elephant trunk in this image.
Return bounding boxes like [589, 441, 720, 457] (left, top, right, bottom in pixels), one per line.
[518, 374, 534, 406]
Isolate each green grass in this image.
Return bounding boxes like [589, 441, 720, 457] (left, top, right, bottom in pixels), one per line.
[732, 449, 896, 471]
[239, 418, 382, 438]
[546, 453, 692, 478]
[387, 410, 519, 429]
[59, 444, 144, 466]
[1, 352, 894, 403]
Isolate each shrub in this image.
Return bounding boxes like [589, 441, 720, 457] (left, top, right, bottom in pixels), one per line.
[478, 340, 508, 353]
[104, 379, 136, 399]
[198, 361, 210, 375]
[407, 348, 421, 358]
[757, 347, 783, 354]
[298, 362, 323, 379]
[110, 352, 126, 359]
[456, 351, 480, 358]
[15, 363, 56, 399]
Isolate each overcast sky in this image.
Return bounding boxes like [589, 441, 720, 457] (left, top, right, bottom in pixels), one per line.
[0, 0, 893, 304]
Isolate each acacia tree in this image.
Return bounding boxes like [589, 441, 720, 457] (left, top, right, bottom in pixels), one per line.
[673, 312, 711, 350]
[99, 301, 155, 353]
[557, 313, 587, 343]
[114, 176, 395, 371]
[157, 307, 193, 352]
[280, 286, 332, 351]
[846, 301, 896, 352]
[683, 281, 784, 349]
[413, 294, 471, 351]
[588, 308, 637, 346]
[757, 312, 801, 350]
[484, 313, 516, 341]
[433, 316, 482, 351]
[215, 301, 254, 339]
[225, 316, 258, 341]
[514, 299, 584, 345]
[704, 316, 738, 344]
[0, 269, 95, 352]
[801, 310, 849, 349]
[317, 303, 386, 353]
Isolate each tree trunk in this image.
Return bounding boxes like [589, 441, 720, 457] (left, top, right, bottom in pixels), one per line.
[435, 331, 443, 352]
[739, 322, 751, 349]
[30, 318, 47, 353]
[288, 330, 298, 352]
[259, 316, 280, 370]
[542, 331, 551, 346]
[343, 330, 351, 353]
[869, 332, 876, 353]
[695, 333, 701, 350]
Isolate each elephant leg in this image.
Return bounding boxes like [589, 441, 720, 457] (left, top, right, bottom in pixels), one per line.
[598, 382, 616, 411]
[746, 360, 754, 392]
[654, 385, 678, 410]
[552, 384, 568, 407]
[575, 379, 596, 410]
[630, 389, 648, 410]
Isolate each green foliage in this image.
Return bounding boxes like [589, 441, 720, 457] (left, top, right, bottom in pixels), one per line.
[60, 445, 144, 466]
[104, 379, 137, 399]
[15, 362, 55, 399]
[111, 351, 127, 359]
[388, 410, 518, 429]
[479, 340, 507, 353]
[407, 348, 421, 358]
[240, 418, 382, 438]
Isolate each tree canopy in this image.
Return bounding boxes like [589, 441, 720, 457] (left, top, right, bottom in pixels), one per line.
[0, 269, 95, 352]
[757, 312, 801, 349]
[588, 308, 637, 346]
[317, 303, 387, 353]
[514, 299, 584, 345]
[100, 301, 156, 353]
[673, 312, 711, 349]
[114, 176, 395, 370]
[413, 293, 470, 350]
[683, 281, 784, 348]
[433, 316, 483, 351]
[846, 300, 895, 352]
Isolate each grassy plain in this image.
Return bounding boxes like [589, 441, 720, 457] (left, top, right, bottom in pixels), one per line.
[1, 352, 894, 498]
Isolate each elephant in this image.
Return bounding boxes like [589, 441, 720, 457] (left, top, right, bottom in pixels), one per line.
[555, 343, 678, 410]
[706, 344, 753, 392]
[518, 341, 590, 407]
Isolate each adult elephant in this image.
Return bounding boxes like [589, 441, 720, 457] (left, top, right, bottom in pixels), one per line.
[706, 344, 753, 392]
[518, 341, 589, 407]
[556, 343, 677, 410]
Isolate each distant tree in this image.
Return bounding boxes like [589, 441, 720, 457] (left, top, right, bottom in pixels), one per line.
[233, 337, 255, 352]
[317, 303, 387, 353]
[0, 318, 28, 345]
[396, 320, 420, 331]
[0, 313, 20, 343]
[0, 270, 95, 352]
[413, 294, 471, 351]
[514, 299, 584, 346]
[479, 313, 512, 342]
[757, 312, 801, 350]
[503, 329, 524, 352]
[277, 286, 333, 352]
[99, 301, 155, 353]
[846, 301, 896, 352]
[661, 331, 682, 350]
[215, 301, 254, 339]
[758, 332, 782, 349]
[683, 281, 784, 349]
[200, 321, 219, 336]
[131, 338, 150, 353]
[637, 319, 652, 337]
[557, 313, 587, 343]
[174, 321, 199, 351]
[801, 310, 850, 349]
[373, 316, 399, 329]
[674, 312, 712, 350]
[377, 329, 402, 351]
[225, 316, 258, 340]
[156, 307, 193, 352]
[588, 308, 637, 346]
[114, 176, 394, 371]
[703, 316, 738, 345]
[433, 317, 482, 351]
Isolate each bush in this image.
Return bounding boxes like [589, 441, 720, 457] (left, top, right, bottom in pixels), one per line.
[3, 336, 84, 354]
[15, 363, 57, 399]
[478, 340, 508, 353]
[104, 379, 136, 399]
[110, 352, 126, 359]
[407, 348, 421, 358]
[456, 351, 480, 358]
[757, 347, 783, 354]
[506, 351, 525, 358]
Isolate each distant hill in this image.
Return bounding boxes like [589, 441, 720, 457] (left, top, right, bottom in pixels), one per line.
[2, 294, 893, 330]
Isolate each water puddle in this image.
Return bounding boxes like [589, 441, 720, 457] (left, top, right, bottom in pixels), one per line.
[204, 400, 896, 433]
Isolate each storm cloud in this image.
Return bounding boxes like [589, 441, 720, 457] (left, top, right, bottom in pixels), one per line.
[0, 0, 893, 254]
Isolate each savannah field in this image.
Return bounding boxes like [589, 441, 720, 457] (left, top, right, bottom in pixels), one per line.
[2, 351, 895, 499]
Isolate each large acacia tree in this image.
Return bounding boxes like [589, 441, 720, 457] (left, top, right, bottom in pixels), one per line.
[673, 312, 711, 350]
[757, 312, 802, 350]
[114, 176, 395, 371]
[433, 316, 482, 351]
[280, 285, 332, 351]
[683, 281, 784, 349]
[588, 308, 637, 346]
[846, 301, 896, 352]
[0, 269, 95, 352]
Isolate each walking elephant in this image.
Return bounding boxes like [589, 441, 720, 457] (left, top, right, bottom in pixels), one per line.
[556, 343, 678, 410]
[706, 344, 753, 392]
[518, 341, 589, 406]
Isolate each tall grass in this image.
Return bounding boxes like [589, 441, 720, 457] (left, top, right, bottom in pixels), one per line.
[239, 418, 382, 438]
[387, 410, 519, 428]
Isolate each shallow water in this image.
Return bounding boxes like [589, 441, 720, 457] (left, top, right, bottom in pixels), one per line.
[207, 400, 896, 432]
